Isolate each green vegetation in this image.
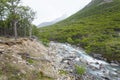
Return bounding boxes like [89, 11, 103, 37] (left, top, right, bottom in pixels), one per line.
[75, 65, 85, 75]
[38, 0, 120, 62]
[0, 0, 36, 39]
[27, 58, 34, 64]
[0, 69, 2, 76]
[19, 53, 34, 64]
[59, 70, 68, 75]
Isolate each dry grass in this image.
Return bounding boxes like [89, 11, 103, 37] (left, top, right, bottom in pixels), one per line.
[0, 37, 56, 80]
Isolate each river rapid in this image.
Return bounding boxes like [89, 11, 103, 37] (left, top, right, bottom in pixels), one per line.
[49, 42, 120, 80]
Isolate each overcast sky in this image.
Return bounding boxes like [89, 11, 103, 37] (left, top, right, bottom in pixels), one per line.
[22, 0, 91, 25]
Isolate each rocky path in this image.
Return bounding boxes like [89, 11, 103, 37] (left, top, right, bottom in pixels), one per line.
[49, 42, 120, 80]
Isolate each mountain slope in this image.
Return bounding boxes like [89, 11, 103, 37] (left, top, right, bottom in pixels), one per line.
[38, 14, 67, 27]
[38, 0, 120, 62]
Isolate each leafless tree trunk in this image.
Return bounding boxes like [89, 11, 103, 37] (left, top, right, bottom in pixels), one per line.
[14, 21, 18, 40]
[29, 24, 32, 38]
[24, 25, 27, 37]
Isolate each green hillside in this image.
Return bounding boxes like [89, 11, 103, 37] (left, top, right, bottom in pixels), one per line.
[38, 0, 120, 62]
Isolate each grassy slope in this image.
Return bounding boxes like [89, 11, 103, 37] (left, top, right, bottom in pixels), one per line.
[0, 38, 54, 80]
[38, 0, 120, 62]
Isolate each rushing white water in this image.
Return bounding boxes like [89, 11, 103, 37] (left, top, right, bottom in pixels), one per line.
[50, 42, 120, 80]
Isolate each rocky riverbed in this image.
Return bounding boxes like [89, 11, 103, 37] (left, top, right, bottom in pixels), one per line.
[49, 42, 120, 80]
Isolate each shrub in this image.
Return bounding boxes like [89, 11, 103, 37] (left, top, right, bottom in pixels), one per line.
[67, 37, 74, 43]
[75, 65, 85, 75]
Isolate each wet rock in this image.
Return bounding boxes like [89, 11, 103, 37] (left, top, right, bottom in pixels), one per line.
[101, 76, 110, 80]
[110, 71, 118, 77]
[75, 57, 80, 61]
[91, 53, 104, 60]
[113, 61, 120, 66]
[110, 63, 119, 66]
[61, 57, 75, 63]
[95, 62, 99, 65]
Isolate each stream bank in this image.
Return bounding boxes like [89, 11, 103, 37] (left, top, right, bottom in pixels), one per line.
[49, 42, 120, 80]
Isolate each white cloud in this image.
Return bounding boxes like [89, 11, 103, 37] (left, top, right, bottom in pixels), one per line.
[22, 0, 91, 25]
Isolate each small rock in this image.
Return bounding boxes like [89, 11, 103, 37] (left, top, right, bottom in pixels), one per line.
[13, 61, 16, 64]
[20, 70, 26, 74]
[95, 62, 99, 65]
[110, 63, 119, 66]
[110, 71, 118, 76]
[101, 76, 110, 80]
[75, 57, 80, 61]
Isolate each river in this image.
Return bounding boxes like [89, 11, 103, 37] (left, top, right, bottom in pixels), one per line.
[49, 42, 120, 80]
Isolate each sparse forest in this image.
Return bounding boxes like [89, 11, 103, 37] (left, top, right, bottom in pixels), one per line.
[0, 0, 36, 39]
